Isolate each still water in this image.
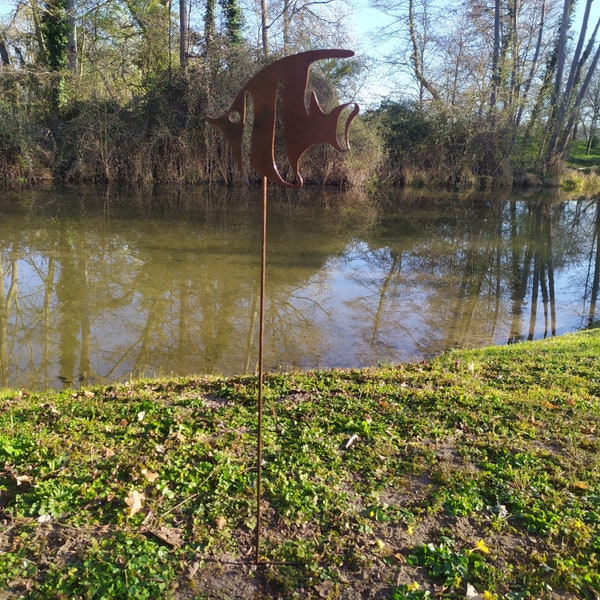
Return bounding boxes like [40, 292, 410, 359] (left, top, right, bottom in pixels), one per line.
[1, 185, 598, 390]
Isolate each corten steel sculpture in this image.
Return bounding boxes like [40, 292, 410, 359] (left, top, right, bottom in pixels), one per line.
[207, 48, 359, 564]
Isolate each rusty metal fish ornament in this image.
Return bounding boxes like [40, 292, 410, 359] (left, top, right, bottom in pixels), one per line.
[206, 49, 359, 566]
[206, 49, 359, 188]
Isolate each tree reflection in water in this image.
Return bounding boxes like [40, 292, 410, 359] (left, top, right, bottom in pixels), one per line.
[585, 198, 600, 328]
[0, 187, 598, 390]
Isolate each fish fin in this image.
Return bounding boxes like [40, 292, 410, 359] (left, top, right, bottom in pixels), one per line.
[341, 103, 360, 151]
[306, 93, 351, 151]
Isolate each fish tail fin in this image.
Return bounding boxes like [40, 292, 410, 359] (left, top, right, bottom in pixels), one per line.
[307, 93, 359, 152]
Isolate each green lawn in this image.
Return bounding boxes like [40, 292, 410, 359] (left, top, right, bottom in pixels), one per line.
[567, 139, 600, 170]
[1, 330, 600, 598]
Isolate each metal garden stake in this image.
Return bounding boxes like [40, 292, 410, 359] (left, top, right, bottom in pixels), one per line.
[207, 49, 359, 564]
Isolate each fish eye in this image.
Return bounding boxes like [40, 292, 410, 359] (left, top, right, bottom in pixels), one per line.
[228, 111, 241, 123]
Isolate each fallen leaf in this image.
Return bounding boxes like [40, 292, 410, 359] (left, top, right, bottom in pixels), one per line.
[15, 475, 32, 486]
[83, 390, 95, 398]
[314, 580, 334, 598]
[215, 515, 227, 530]
[187, 562, 200, 578]
[37, 514, 52, 524]
[125, 490, 145, 517]
[103, 447, 115, 458]
[541, 401, 557, 410]
[142, 524, 183, 548]
[141, 468, 159, 483]
[466, 583, 483, 599]
[572, 481, 590, 491]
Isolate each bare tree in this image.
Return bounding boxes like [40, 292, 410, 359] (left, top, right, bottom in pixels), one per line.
[250, 0, 350, 56]
[408, 0, 439, 100]
[543, 0, 600, 174]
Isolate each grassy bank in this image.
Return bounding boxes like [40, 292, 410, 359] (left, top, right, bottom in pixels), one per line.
[1, 331, 600, 599]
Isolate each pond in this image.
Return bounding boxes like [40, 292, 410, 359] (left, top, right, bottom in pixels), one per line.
[1, 185, 598, 390]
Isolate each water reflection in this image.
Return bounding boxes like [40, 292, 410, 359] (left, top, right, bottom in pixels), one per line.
[0, 186, 598, 390]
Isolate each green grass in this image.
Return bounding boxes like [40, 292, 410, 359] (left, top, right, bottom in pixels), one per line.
[567, 139, 600, 169]
[1, 330, 600, 598]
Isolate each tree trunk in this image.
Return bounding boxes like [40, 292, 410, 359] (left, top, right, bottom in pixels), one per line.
[261, 0, 269, 56]
[507, 0, 519, 109]
[589, 199, 600, 326]
[551, 0, 572, 107]
[586, 88, 600, 154]
[408, 0, 439, 101]
[283, 0, 291, 54]
[67, 0, 77, 72]
[0, 40, 9, 66]
[490, 0, 501, 111]
[30, 0, 47, 63]
[180, 0, 188, 70]
[204, 0, 216, 56]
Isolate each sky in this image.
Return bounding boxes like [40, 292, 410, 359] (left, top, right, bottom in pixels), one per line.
[348, 4, 397, 105]
[0, 1, 15, 22]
